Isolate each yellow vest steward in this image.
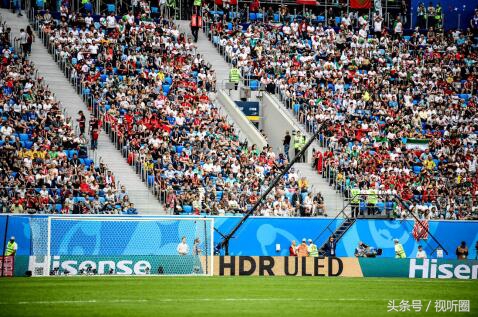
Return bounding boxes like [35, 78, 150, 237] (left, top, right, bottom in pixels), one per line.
[229, 68, 240, 83]
[5, 241, 16, 256]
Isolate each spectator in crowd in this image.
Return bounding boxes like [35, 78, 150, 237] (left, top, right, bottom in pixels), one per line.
[456, 241, 469, 260]
[26, 26, 34, 55]
[415, 245, 427, 259]
[18, 28, 28, 55]
[283, 131, 291, 160]
[77, 111, 86, 136]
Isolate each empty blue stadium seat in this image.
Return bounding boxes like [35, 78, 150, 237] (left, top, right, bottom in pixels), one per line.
[73, 197, 86, 203]
[183, 205, 193, 214]
[24, 141, 33, 149]
[249, 80, 259, 91]
[216, 191, 223, 201]
[84, 2, 93, 12]
[107, 4, 115, 13]
[19, 133, 30, 141]
[163, 84, 171, 95]
[413, 166, 422, 174]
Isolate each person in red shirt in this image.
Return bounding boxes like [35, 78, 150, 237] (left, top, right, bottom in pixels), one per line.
[289, 240, 298, 256]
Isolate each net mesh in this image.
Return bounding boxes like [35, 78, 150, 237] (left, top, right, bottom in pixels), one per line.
[31, 217, 213, 275]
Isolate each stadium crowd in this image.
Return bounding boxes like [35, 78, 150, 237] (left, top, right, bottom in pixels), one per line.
[35, 7, 325, 217]
[208, 7, 478, 220]
[0, 23, 136, 215]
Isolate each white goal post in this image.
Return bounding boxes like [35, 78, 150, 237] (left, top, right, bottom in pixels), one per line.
[30, 216, 214, 276]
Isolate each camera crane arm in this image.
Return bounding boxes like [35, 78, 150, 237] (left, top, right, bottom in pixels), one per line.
[218, 127, 325, 255]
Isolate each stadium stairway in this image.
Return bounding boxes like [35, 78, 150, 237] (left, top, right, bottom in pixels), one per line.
[294, 163, 348, 217]
[176, 20, 231, 88]
[2, 9, 165, 214]
[176, 20, 346, 217]
[266, 94, 348, 217]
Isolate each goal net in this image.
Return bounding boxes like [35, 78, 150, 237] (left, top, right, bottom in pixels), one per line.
[29, 217, 214, 276]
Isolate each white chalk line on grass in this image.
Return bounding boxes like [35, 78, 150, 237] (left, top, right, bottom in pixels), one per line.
[0, 298, 385, 305]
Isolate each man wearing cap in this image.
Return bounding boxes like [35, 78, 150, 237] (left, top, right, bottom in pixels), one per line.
[297, 238, 309, 257]
[394, 239, 406, 258]
[5, 236, 17, 256]
[415, 245, 427, 259]
[307, 239, 318, 257]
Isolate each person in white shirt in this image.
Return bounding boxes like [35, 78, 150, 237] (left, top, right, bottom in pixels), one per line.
[177, 236, 189, 255]
[416, 245, 427, 259]
[106, 13, 116, 33]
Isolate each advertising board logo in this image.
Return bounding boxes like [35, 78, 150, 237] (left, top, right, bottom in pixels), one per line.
[409, 259, 478, 279]
[217, 256, 346, 276]
[28, 256, 152, 276]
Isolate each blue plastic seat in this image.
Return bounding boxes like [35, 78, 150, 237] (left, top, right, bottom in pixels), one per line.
[183, 205, 193, 214]
[413, 165, 422, 174]
[250, 80, 259, 91]
[84, 2, 93, 12]
[24, 141, 33, 149]
[163, 85, 171, 96]
[107, 4, 115, 13]
[249, 13, 256, 21]
[19, 133, 30, 141]
[73, 197, 86, 203]
[216, 191, 223, 202]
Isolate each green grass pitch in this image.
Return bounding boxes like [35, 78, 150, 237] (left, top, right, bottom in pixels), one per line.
[0, 277, 476, 317]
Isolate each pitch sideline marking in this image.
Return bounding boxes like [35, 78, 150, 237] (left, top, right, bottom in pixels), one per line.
[0, 298, 394, 305]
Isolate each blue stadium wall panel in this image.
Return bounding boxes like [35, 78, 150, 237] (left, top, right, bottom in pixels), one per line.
[0, 215, 477, 259]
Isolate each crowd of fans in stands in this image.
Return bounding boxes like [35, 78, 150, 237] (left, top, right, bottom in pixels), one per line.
[35, 6, 325, 217]
[5, 3, 478, 219]
[0, 22, 136, 215]
[208, 7, 478, 220]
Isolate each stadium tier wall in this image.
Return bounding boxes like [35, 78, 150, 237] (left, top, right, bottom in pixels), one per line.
[1, 215, 477, 259]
